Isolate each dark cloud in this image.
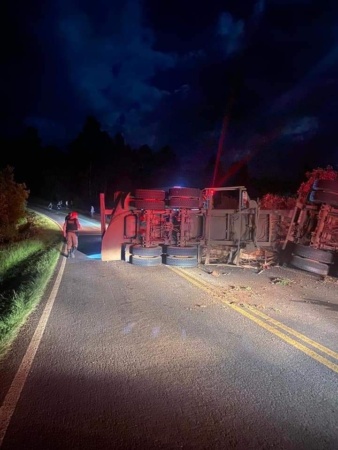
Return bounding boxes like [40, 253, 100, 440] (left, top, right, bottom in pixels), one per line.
[1, 0, 338, 177]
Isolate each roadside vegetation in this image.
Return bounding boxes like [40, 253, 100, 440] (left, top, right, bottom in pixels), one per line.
[0, 166, 62, 357]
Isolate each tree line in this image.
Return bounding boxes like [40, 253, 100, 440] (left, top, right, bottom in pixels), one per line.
[1, 116, 190, 209]
[0, 115, 305, 211]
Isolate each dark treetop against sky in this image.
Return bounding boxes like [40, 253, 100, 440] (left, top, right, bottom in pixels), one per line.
[1, 0, 338, 178]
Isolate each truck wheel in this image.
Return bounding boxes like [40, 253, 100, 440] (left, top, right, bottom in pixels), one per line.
[130, 255, 162, 266]
[312, 179, 338, 194]
[289, 255, 329, 276]
[164, 255, 198, 267]
[166, 245, 198, 257]
[168, 187, 201, 198]
[292, 244, 333, 264]
[131, 245, 162, 257]
[309, 190, 338, 207]
[134, 200, 165, 210]
[135, 189, 165, 200]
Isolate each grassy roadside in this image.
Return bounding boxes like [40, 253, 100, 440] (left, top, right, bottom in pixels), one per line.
[0, 211, 62, 358]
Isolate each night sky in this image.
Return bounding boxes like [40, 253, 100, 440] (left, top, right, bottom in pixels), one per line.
[2, 0, 338, 182]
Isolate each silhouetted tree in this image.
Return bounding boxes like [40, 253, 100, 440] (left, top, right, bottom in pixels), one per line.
[108, 133, 134, 194]
[67, 116, 115, 205]
[10, 127, 42, 193]
[151, 145, 180, 187]
[0, 166, 30, 242]
[133, 144, 156, 188]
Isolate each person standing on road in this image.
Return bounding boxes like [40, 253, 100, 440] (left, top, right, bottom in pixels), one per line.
[63, 211, 82, 258]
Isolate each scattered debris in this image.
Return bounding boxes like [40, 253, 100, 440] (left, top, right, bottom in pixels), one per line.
[270, 277, 293, 286]
[211, 270, 220, 277]
[240, 248, 278, 268]
[229, 285, 252, 291]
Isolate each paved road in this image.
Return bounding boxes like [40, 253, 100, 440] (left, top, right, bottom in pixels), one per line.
[0, 208, 337, 449]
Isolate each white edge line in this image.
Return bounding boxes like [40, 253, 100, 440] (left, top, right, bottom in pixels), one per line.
[0, 255, 67, 447]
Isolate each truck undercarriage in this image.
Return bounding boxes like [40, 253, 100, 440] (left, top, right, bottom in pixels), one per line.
[99, 180, 338, 277]
[100, 187, 288, 267]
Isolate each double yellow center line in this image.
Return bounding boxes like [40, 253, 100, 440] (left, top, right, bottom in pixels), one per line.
[168, 266, 338, 374]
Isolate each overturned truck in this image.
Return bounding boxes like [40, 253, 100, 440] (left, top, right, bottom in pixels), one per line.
[100, 186, 292, 268]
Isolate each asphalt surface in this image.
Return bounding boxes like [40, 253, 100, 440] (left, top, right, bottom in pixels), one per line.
[0, 208, 337, 449]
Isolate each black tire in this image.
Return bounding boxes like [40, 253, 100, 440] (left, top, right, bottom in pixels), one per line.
[166, 245, 198, 257]
[168, 197, 200, 208]
[164, 255, 198, 267]
[135, 189, 165, 200]
[292, 244, 333, 264]
[131, 245, 162, 257]
[134, 200, 165, 210]
[289, 255, 329, 276]
[168, 187, 201, 198]
[130, 255, 162, 266]
[312, 179, 338, 194]
[309, 190, 338, 207]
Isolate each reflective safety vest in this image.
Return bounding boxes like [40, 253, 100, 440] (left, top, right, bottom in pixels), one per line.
[65, 218, 78, 232]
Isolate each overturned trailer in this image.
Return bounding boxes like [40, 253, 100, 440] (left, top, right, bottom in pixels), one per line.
[100, 186, 292, 268]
